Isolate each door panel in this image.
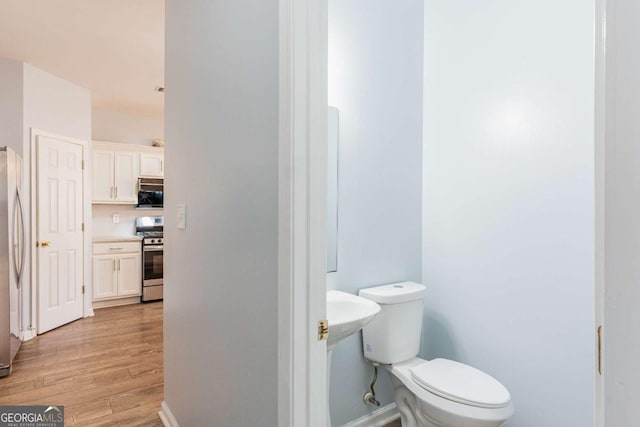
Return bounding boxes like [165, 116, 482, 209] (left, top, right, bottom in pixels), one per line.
[114, 152, 139, 202]
[140, 153, 164, 177]
[92, 255, 117, 299]
[37, 135, 84, 333]
[118, 254, 141, 296]
[92, 150, 113, 202]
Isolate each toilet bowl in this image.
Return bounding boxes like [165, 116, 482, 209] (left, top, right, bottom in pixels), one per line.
[359, 282, 514, 427]
[385, 357, 513, 427]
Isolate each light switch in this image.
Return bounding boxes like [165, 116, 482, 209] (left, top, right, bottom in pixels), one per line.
[112, 213, 119, 224]
[176, 204, 186, 229]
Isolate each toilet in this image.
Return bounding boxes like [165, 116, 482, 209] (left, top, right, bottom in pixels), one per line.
[359, 282, 514, 427]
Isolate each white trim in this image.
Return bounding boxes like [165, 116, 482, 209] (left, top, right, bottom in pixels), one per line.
[92, 296, 140, 310]
[19, 327, 36, 342]
[342, 403, 400, 427]
[278, 0, 328, 425]
[594, 0, 606, 425]
[158, 401, 179, 427]
[92, 139, 164, 153]
[30, 129, 92, 335]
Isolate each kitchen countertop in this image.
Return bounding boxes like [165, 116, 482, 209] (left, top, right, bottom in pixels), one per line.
[93, 236, 142, 243]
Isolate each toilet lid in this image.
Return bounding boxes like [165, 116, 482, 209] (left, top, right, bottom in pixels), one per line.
[409, 359, 511, 409]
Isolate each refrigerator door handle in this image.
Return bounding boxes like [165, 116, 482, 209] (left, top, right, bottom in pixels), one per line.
[13, 189, 25, 289]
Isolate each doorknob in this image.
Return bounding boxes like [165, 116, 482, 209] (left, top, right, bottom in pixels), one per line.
[41, 241, 51, 247]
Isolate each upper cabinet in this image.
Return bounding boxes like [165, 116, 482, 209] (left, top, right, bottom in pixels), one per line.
[140, 152, 164, 177]
[92, 150, 115, 202]
[92, 141, 164, 204]
[92, 149, 139, 203]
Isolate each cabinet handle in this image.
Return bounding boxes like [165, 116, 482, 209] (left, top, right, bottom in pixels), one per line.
[112, 259, 116, 271]
[115, 186, 118, 199]
[110, 186, 114, 199]
[118, 259, 121, 271]
[109, 247, 123, 251]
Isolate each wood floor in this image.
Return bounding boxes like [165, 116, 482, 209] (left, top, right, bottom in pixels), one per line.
[0, 302, 163, 426]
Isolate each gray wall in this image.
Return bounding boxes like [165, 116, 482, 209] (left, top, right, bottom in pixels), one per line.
[327, 1, 424, 425]
[163, 1, 279, 426]
[604, 0, 640, 424]
[422, 1, 595, 426]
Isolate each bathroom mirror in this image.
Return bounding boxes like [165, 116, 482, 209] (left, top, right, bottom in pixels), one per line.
[327, 106, 339, 272]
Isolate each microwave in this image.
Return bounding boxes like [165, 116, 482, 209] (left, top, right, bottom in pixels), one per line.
[137, 178, 164, 208]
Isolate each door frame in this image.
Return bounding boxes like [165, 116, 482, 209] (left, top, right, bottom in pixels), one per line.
[594, 0, 605, 425]
[278, 0, 329, 425]
[29, 129, 92, 335]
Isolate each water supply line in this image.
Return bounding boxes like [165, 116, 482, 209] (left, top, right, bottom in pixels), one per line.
[363, 363, 381, 406]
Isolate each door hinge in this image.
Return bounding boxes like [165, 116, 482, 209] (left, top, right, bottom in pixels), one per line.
[597, 325, 603, 375]
[318, 320, 329, 341]
[82, 285, 85, 295]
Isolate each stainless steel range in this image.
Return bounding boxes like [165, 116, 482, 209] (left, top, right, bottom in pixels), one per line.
[136, 216, 163, 302]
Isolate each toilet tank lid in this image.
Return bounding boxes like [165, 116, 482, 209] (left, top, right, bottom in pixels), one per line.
[358, 281, 426, 304]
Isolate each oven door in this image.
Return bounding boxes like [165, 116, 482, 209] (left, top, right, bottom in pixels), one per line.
[143, 245, 163, 286]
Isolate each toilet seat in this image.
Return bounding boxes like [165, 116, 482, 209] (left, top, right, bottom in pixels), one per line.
[409, 358, 511, 409]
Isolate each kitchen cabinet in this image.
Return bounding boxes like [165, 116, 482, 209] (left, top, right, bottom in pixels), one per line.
[92, 149, 139, 203]
[140, 152, 164, 177]
[92, 241, 141, 302]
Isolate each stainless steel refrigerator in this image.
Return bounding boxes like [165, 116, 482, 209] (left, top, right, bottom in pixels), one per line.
[0, 147, 25, 378]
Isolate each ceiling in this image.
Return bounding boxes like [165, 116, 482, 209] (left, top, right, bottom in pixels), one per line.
[0, 0, 164, 116]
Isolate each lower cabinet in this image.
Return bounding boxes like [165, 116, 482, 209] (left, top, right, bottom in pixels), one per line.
[92, 241, 141, 303]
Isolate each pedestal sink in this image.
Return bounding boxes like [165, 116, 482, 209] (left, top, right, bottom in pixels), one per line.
[327, 290, 381, 349]
[326, 290, 381, 426]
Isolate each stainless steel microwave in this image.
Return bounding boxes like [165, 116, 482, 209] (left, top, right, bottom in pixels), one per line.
[137, 178, 163, 208]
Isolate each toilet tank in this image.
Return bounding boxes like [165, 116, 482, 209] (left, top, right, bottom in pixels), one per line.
[359, 282, 426, 364]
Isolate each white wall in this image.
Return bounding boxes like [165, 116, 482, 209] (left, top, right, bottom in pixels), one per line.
[604, 0, 640, 425]
[92, 108, 163, 146]
[23, 64, 91, 143]
[0, 60, 92, 330]
[163, 1, 279, 425]
[92, 205, 164, 238]
[327, 0, 423, 424]
[422, 2, 595, 427]
[22, 63, 92, 329]
[0, 59, 23, 154]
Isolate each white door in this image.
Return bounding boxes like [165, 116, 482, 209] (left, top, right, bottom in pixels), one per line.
[37, 135, 84, 333]
[114, 152, 139, 202]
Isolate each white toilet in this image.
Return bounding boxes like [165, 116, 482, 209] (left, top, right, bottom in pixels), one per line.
[359, 282, 514, 427]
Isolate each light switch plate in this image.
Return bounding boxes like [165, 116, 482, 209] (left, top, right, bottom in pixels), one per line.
[112, 213, 119, 224]
[176, 204, 186, 229]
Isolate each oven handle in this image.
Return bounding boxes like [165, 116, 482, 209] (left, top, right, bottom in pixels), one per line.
[144, 245, 164, 251]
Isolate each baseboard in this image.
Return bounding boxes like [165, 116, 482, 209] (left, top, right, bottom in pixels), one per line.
[342, 403, 400, 427]
[92, 296, 140, 309]
[159, 401, 179, 427]
[20, 328, 36, 341]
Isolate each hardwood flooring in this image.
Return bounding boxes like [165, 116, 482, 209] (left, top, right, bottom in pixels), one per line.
[0, 302, 163, 426]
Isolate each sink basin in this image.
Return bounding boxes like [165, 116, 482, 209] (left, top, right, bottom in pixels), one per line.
[326, 290, 381, 349]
